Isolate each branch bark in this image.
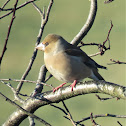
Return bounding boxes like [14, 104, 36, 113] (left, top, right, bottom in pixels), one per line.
[3, 81, 126, 125]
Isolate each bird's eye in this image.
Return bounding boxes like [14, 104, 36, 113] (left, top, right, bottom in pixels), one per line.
[45, 42, 49, 46]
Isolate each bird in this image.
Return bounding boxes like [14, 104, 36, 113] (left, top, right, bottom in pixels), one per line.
[36, 34, 106, 92]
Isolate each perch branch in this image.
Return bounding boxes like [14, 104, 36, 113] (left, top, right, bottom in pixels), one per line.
[3, 81, 126, 125]
[71, 0, 97, 46]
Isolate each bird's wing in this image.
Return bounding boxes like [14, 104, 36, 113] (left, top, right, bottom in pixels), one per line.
[64, 46, 106, 70]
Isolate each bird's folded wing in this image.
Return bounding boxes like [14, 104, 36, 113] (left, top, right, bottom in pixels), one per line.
[64, 47, 107, 70]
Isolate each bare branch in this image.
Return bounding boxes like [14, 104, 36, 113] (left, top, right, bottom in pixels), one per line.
[90, 113, 100, 126]
[117, 121, 123, 126]
[50, 104, 67, 115]
[0, 78, 53, 88]
[0, 0, 19, 67]
[3, 81, 126, 125]
[76, 113, 126, 124]
[100, 20, 113, 55]
[0, 0, 11, 10]
[0, 0, 37, 19]
[32, 2, 43, 17]
[104, 0, 114, 4]
[108, 59, 126, 65]
[78, 21, 113, 57]
[62, 101, 76, 126]
[16, 0, 54, 93]
[95, 94, 114, 101]
[31, 65, 51, 97]
[71, 0, 97, 46]
[1, 81, 24, 103]
[45, 74, 53, 83]
[89, 52, 101, 57]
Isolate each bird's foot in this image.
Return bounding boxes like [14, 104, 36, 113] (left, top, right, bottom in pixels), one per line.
[53, 83, 66, 92]
[70, 80, 77, 91]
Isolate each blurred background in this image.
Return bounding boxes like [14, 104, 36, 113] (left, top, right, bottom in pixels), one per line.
[0, 0, 125, 125]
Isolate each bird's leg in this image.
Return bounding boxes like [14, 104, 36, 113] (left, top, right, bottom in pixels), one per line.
[53, 82, 66, 92]
[70, 80, 77, 91]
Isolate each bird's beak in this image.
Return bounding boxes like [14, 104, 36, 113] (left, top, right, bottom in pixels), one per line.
[36, 43, 45, 51]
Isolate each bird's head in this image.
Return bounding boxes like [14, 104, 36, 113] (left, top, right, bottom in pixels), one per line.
[36, 34, 66, 54]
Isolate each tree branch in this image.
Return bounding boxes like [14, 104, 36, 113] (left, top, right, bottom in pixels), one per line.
[76, 113, 126, 124]
[0, 0, 37, 19]
[108, 59, 126, 65]
[71, 0, 97, 46]
[0, 0, 19, 67]
[62, 101, 76, 126]
[3, 81, 126, 125]
[0, 0, 11, 10]
[0, 78, 53, 88]
[0, 92, 51, 126]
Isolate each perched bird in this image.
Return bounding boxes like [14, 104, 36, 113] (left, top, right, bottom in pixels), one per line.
[36, 34, 106, 92]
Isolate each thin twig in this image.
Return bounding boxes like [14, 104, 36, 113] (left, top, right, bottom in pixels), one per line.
[0, 0, 11, 10]
[117, 121, 123, 126]
[104, 0, 114, 4]
[89, 52, 101, 57]
[0, 0, 19, 67]
[45, 74, 53, 83]
[100, 20, 113, 55]
[108, 59, 126, 65]
[78, 21, 113, 57]
[50, 104, 85, 126]
[0, 92, 51, 126]
[62, 101, 76, 126]
[50, 104, 67, 115]
[95, 94, 114, 101]
[76, 113, 126, 124]
[1, 80, 24, 103]
[90, 113, 100, 126]
[0, 0, 37, 19]
[71, 0, 97, 46]
[0, 78, 53, 88]
[32, 2, 43, 16]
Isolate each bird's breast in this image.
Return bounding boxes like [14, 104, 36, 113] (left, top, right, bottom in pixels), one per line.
[44, 52, 91, 82]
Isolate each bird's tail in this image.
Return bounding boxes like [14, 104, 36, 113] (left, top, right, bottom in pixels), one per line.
[95, 63, 107, 70]
[89, 69, 105, 81]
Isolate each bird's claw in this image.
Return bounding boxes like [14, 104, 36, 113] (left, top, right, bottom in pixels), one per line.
[53, 83, 66, 92]
[70, 80, 77, 91]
